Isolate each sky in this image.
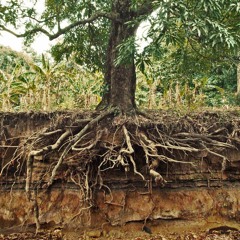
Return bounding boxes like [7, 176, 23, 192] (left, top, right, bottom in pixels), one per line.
[0, 32, 52, 54]
[0, 0, 52, 54]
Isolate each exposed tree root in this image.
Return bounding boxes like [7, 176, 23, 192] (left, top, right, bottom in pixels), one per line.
[47, 108, 115, 187]
[32, 190, 41, 232]
[1, 110, 239, 229]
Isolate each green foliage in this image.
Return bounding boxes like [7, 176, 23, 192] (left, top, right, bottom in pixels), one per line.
[0, 46, 32, 71]
[114, 37, 137, 66]
[135, 40, 239, 109]
[133, 0, 240, 109]
[0, 46, 103, 111]
[148, 0, 240, 52]
[0, 43, 239, 111]
[41, 0, 111, 70]
[204, 64, 237, 106]
[1, 0, 240, 111]
[0, 46, 34, 110]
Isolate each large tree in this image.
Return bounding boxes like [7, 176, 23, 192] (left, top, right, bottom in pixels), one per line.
[1, 0, 239, 112]
[0, 0, 155, 112]
[1, 0, 240, 231]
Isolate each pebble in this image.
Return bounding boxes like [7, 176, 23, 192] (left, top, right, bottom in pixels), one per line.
[84, 229, 102, 238]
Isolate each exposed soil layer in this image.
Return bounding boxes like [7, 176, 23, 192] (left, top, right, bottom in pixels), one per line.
[1, 109, 240, 239]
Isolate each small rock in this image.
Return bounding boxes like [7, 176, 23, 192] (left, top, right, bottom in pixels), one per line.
[142, 225, 152, 234]
[108, 229, 123, 238]
[53, 229, 63, 239]
[85, 229, 102, 238]
[103, 230, 108, 237]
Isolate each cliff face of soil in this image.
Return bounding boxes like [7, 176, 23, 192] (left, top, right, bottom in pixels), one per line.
[1, 110, 240, 233]
[1, 187, 240, 230]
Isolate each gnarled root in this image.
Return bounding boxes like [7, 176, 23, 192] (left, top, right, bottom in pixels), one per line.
[47, 108, 114, 187]
[20, 110, 237, 229]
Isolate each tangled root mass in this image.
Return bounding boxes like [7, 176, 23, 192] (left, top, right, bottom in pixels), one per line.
[1, 109, 240, 230]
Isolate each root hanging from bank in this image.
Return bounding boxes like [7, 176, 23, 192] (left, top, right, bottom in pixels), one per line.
[1, 110, 238, 229]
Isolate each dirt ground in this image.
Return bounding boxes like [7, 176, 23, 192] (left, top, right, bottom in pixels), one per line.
[1, 221, 240, 240]
[2, 110, 240, 240]
[1, 230, 240, 240]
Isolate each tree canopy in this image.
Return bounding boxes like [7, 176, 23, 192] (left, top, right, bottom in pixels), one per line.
[0, 0, 240, 112]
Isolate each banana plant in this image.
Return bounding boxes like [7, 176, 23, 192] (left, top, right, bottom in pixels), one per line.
[30, 54, 64, 111]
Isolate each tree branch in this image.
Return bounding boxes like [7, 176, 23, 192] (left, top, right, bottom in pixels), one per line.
[0, 12, 118, 41]
[137, 0, 155, 17]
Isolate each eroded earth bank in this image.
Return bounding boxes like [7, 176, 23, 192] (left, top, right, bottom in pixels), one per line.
[1, 110, 240, 239]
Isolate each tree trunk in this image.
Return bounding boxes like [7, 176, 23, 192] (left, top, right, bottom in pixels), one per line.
[98, 0, 138, 113]
[109, 21, 137, 112]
